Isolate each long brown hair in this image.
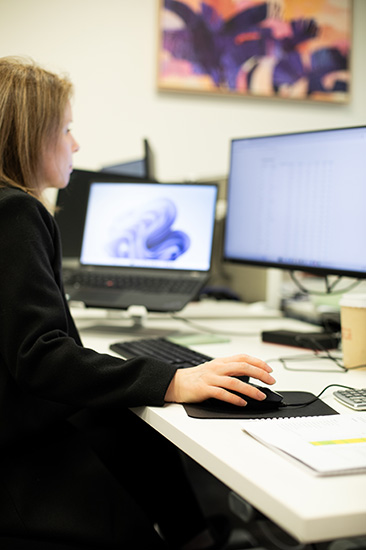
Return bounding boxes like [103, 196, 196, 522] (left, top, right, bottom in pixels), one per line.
[0, 56, 73, 197]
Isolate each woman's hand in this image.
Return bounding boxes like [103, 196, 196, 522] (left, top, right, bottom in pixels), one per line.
[164, 354, 276, 406]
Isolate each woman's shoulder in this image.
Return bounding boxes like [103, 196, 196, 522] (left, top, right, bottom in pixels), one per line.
[0, 185, 56, 231]
[0, 184, 40, 203]
[0, 185, 51, 213]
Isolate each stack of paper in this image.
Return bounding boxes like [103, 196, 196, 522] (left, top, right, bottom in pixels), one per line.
[242, 413, 366, 476]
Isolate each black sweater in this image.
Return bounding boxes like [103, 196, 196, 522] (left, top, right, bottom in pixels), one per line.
[0, 186, 178, 544]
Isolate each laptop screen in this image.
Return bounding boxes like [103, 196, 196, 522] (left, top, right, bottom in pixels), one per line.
[80, 182, 218, 272]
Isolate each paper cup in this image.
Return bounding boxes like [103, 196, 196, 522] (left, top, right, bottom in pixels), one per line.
[340, 293, 366, 369]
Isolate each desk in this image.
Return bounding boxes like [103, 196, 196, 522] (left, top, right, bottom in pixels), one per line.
[72, 300, 366, 544]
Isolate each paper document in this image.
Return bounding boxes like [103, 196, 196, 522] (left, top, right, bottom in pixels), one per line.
[242, 413, 366, 476]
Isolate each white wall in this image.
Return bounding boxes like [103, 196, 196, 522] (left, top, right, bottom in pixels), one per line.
[0, 0, 365, 182]
[0, 0, 365, 303]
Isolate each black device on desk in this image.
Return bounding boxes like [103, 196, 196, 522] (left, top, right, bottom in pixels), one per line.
[63, 180, 218, 312]
[261, 329, 340, 350]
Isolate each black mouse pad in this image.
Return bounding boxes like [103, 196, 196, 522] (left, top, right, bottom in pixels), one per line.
[183, 392, 338, 419]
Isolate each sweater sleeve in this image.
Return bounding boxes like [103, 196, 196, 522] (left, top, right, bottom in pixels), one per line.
[0, 190, 177, 411]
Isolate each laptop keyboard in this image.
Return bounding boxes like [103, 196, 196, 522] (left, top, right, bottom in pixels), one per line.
[110, 337, 213, 368]
[63, 271, 199, 294]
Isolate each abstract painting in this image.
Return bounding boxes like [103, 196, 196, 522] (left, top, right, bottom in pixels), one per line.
[157, 0, 352, 103]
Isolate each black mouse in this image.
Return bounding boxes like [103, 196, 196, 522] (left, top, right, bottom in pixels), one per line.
[239, 384, 284, 410]
[202, 383, 284, 412]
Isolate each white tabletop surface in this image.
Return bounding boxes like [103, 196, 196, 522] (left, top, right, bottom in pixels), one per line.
[72, 300, 366, 543]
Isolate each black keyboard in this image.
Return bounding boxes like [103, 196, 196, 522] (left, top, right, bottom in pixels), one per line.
[64, 271, 198, 295]
[110, 337, 213, 368]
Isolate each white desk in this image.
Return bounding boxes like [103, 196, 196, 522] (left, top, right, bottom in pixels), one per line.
[72, 301, 366, 544]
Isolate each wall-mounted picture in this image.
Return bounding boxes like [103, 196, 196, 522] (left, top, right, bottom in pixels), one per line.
[157, 0, 352, 103]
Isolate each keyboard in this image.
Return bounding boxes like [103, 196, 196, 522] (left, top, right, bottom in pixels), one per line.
[110, 337, 213, 368]
[64, 271, 198, 295]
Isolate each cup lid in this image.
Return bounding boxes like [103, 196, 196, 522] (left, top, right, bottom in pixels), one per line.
[340, 293, 366, 308]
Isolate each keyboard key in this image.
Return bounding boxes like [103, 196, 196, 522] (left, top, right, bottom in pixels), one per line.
[110, 337, 212, 367]
[333, 388, 366, 410]
[64, 271, 197, 294]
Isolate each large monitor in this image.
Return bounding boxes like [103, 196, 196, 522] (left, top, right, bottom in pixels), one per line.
[223, 126, 366, 281]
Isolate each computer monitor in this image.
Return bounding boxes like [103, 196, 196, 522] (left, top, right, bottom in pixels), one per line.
[101, 138, 156, 180]
[144, 138, 156, 181]
[223, 126, 366, 281]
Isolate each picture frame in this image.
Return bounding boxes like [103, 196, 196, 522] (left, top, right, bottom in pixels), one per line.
[157, 0, 352, 103]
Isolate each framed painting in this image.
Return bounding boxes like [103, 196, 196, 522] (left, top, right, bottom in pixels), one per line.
[157, 0, 352, 103]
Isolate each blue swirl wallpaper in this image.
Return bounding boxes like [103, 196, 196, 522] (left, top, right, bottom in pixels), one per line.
[80, 182, 217, 272]
[107, 198, 191, 261]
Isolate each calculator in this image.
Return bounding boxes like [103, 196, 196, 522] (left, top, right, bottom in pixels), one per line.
[333, 388, 366, 411]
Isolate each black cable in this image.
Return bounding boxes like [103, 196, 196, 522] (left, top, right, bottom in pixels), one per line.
[265, 331, 346, 373]
[289, 270, 361, 296]
[267, 348, 366, 374]
[279, 354, 346, 374]
[278, 383, 359, 409]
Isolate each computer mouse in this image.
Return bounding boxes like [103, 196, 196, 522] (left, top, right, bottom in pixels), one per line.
[200, 383, 284, 412]
[240, 384, 284, 410]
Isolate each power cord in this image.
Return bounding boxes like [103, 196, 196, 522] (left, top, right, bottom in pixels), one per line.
[266, 347, 366, 374]
[170, 313, 259, 337]
[289, 271, 361, 296]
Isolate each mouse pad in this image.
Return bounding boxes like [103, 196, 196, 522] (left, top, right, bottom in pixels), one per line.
[183, 392, 338, 419]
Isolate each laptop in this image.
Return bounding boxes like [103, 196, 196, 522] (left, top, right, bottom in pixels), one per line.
[63, 181, 218, 312]
[55, 168, 156, 260]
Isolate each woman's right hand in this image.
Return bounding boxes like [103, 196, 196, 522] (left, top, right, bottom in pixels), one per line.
[164, 353, 276, 406]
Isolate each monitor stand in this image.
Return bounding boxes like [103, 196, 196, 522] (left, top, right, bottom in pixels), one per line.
[76, 305, 178, 338]
[114, 305, 177, 337]
[265, 268, 283, 311]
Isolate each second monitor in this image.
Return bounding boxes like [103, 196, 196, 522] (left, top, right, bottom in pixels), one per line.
[224, 126, 366, 282]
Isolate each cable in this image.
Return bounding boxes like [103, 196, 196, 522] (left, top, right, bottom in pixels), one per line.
[276, 383, 359, 410]
[289, 271, 361, 296]
[170, 313, 259, 337]
[270, 331, 346, 371]
[265, 331, 346, 373]
[279, 355, 346, 373]
[267, 349, 366, 374]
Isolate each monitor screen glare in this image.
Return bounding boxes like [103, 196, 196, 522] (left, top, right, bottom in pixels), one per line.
[224, 126, 366, 279]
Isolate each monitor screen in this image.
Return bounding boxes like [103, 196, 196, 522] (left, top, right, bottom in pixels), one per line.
[224, 126, 366, 279]
[80, 181, 218, 272]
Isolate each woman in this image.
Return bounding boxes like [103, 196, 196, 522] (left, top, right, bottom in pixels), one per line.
[0, 57, 275, 549]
